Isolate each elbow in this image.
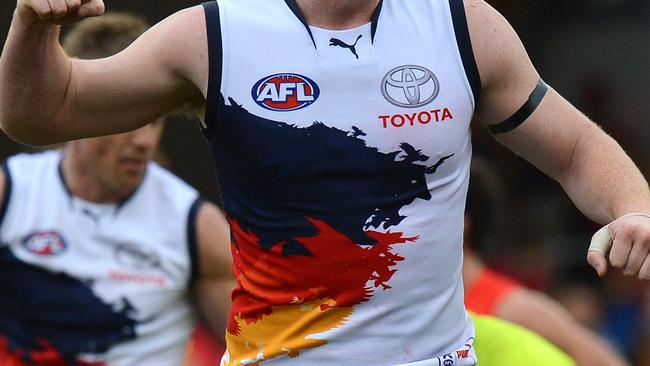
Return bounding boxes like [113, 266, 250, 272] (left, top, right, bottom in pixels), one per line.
[0, 116, 64, 146]
[0, 90, 74, 146]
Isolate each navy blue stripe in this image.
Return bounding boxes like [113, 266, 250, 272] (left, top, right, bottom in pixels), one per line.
[187, 198, 204, 287]
[284, 0, 317, 48]
[487, 79, 549, 134]
[57, 158, 73, 199]
[202, 1, 223, 142]
[449, 0, 481, 105]
[0, 162, 12, 228]
[370, 0, 384, 43]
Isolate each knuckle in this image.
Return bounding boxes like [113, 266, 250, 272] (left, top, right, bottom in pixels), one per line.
[609, 255, 625, 269]
[612, 236, 632, 250]
[52, 7, 68, 16]
[642, 231, 650, 243]
[614, 229, 633, 242]
[639, 269, 650, 280]
[623, 267, 637, 277]
[626, 260, 641, 272]
[611, 260, 625, 269]
[38, 10, 53, 19]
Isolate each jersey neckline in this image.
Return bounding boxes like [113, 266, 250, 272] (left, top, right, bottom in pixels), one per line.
[56, 152, 146, 213]
[283, 0, 383, 48]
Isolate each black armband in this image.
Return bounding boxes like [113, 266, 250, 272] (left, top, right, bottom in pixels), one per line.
[486, 79, 549, 135]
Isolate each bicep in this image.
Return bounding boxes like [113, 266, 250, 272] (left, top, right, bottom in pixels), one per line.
[57, 6, 208, 140]
[465, 0, 539, 124]
[489, 89, 598, 180]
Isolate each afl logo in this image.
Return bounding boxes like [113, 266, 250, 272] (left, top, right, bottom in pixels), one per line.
[252, 73, 320, 111]
[381, 65, 440, 108]
[22, 231, 67, 256]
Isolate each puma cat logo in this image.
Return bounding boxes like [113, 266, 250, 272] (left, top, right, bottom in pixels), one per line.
[329, 35, 363, 59]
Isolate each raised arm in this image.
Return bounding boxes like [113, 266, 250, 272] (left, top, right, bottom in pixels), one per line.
[192, 202, 235, 341]
[0, 0, 208, 145]
[465, 0, 650, 278]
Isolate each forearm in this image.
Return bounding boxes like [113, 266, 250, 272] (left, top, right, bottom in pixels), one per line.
[0, 12, 72, 144]
[194, 279, 235, 342]
[568, 330, 629, 366]
[559, 122, 650, 225]
[494, 90, 650, 225]
[500, 290, 628, 366]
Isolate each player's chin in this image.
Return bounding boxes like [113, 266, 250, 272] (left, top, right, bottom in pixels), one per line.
[116, 171, 146, 191]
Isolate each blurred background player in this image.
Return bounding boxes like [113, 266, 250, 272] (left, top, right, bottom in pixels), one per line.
[0, 13, 232, 366]
[463, 156, 628, 366]
[470, 312, 575, 366]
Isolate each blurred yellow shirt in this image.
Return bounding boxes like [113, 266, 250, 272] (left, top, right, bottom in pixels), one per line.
[471, 312, 576, 366]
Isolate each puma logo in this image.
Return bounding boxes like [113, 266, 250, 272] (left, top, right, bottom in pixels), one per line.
[329, 35, 363, 59]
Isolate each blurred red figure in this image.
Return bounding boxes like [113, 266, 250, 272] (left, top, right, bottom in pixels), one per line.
[185, 324, 226, 366]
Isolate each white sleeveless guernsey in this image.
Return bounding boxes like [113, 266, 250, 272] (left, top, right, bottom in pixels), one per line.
[203, 0, 481, 365]
[0, 151, 200, 366]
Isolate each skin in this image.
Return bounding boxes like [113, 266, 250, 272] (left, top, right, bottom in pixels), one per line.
[193, 196, 235, 339]
[61, 121, 165, 203]
[0, 0, 649, 283]
[296, 0, 381, 29]
[0, 120, 234, 341]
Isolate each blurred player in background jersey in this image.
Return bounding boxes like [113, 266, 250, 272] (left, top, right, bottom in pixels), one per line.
[463, 157, 628, 366]
[0, 13, 232, 366]
[470, 312, 575, 366]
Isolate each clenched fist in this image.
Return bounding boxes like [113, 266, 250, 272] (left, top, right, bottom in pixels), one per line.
[588, 213, 650, 279]
[16, 0, 104, 26]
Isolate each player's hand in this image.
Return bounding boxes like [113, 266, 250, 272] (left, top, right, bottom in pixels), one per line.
[587, 213, 650, 279]
[16, 0, 104, 27]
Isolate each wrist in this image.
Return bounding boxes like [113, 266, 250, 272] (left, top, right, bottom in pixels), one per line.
[14, 7, 53, 29]
[605, 212, 650, 226]
[617, 212, 650, 220]
[12, 9, 61, 44]
[613, 208, 650, 221]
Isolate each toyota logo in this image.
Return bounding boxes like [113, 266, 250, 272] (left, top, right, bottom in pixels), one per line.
[381, 65, 440, 108]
